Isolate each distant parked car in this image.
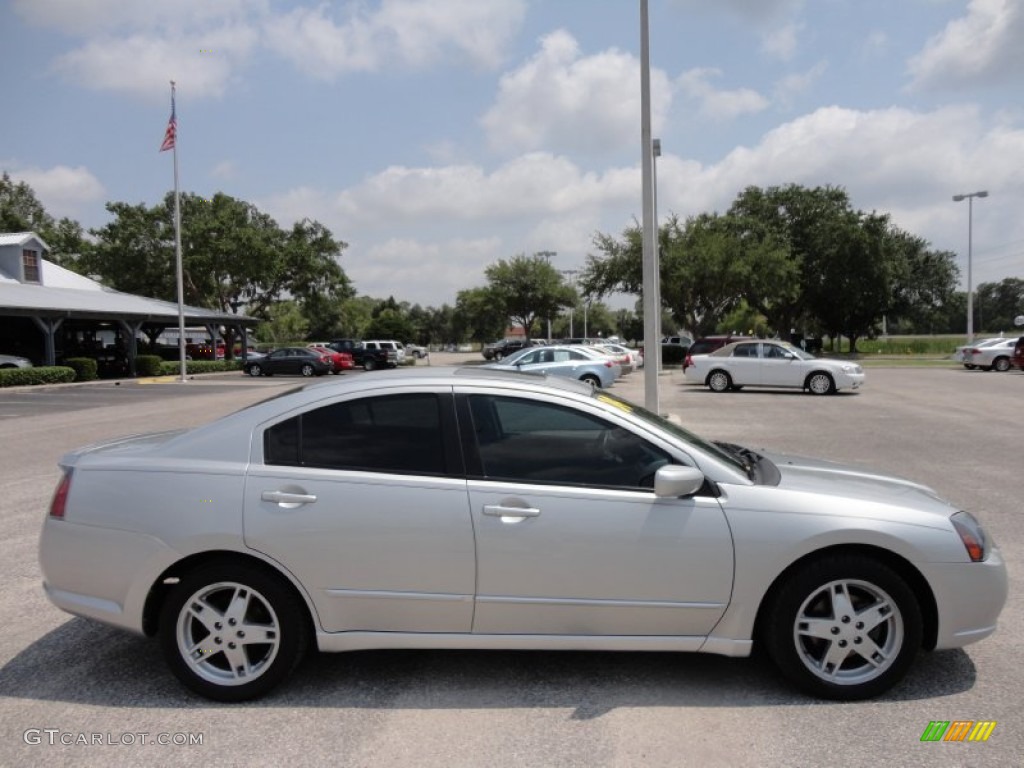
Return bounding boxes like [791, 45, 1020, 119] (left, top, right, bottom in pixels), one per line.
[683, 336, 755, 371]
[0, 354, 32, 369]
[482, 339, 532, 361]
[684, 340, 864, 395]
[308, 345, 354, 373]
[244, 347, 331, 378]
[964, 338, 1017, 372]
[404, 343, 429, 359]
[484, 344, 620, 388]
[953, 337, 1006, 369]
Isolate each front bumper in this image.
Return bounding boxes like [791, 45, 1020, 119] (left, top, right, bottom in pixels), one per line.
[920, 546, 1008, 649]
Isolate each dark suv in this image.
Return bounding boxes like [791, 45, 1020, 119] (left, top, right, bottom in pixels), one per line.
[482, 338, 532, 361]
[683, 335, 754, 371]
[1012, 336, 1024, 370]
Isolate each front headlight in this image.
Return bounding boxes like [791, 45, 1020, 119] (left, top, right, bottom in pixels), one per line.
[840, 364, 862, 373]
[951, 510, 989, 562]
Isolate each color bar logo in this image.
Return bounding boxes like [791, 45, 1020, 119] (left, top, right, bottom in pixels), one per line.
[920, 721, 996, 742]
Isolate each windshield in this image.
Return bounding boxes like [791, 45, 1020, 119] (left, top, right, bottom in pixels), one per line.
[591, 390, 750, 475]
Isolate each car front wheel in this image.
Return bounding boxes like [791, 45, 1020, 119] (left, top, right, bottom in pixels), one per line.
[159, 562, 308, 702]
[763, 554, 922, 700]
[707, 370, 732, 392]
[364, 359, 376, 371]
[807, 372, 835, 395]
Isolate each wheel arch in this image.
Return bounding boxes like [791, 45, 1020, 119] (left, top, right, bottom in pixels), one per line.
[751, 543, 939, 652]
[142, 550, 319, 643]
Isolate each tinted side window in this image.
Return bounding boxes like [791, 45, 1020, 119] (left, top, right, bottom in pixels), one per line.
[734, 343, 759, 358]
[264, 393, 446, 475]
[467, 395, 670, 489]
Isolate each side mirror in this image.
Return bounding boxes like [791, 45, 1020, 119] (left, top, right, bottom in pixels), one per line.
[654, 465, 706, 498]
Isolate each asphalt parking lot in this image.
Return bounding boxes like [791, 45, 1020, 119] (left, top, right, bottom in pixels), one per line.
[0, 359, 1021, 767]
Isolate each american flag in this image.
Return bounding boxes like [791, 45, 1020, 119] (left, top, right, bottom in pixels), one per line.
[160, 86, 177, 152]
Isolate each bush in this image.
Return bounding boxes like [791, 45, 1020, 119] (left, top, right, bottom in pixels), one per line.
[135, 355, 164, 376]
[159, 360, 244, 376]
[64, 357, 98, 382]
[0, 366, 76, 387]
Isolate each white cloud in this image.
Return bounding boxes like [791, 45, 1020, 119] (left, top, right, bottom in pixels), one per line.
[12, 0, 264, 34]
[263, 0, 525, 78]
[7, 165, 106, 219]
[210, 161, 238, 181]
[52, 26, 259, 100]
[908, 0, 1024, 90]
[481, 30, 673, 155]
[761, 22, 803, 60]
[677, 68, 770, 120]
[773, 61, 827, 108]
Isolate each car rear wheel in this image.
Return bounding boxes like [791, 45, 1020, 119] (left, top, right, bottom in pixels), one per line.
[159, 562, 308, 702]
[707, 370, 732, 392]
[300, 364, 315, 377]
[964, 364, 976, 370]
[580, 373, 601, 389]
[494, 351, 504, 361]
[763, 554, 921, 700]
[993, 357, 1011, 372]
[807, 372, 835, 395]
[247, 364, 262, 377]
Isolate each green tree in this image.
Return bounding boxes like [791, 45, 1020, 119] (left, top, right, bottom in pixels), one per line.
[0, 172, 92, 265]
[484, 253, 576, 336]
[975, 278, 1024, 333]
[454, 286, 512, 342]
[260, 300, 309, 344]
[364, 307, 414, 340]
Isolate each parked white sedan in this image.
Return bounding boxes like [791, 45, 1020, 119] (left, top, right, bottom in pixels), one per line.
[685, 340, 865, 394]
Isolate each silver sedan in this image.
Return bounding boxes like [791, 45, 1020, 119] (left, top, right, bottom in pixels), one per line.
[685, 340, 865, 394]
[484, 344, 620, 388]
[39, 368, 1005, 702]
[964, 337, 1017, 372]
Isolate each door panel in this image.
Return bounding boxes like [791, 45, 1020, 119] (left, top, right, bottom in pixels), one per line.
[469, 482, 733, 635]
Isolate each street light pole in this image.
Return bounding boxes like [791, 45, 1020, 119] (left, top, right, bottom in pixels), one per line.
[952, 190, 989, 343]
[561, 269, 578, 338]
[639, 0, 659, 413]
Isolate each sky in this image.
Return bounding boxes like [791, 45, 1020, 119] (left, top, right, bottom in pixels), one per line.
[2, 0, 1023, 312]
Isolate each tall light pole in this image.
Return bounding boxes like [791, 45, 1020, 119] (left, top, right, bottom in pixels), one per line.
[640, 0, 659, 412]
[952, 190, 988, 342]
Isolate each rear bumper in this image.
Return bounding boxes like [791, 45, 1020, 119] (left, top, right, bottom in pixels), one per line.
[39, 519, 179, 634]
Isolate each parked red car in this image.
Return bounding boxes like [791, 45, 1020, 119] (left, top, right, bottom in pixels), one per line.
[309, 345, 354, 373]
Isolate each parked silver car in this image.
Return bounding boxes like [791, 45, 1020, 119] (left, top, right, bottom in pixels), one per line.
[484, 344, 620, 388]
[963, 337, 1017, 372]
[953, 337, 1005, 369]
[39, 369, 1005, 702]
[685, 340, 864, 394]
[0, 353, 33, 369]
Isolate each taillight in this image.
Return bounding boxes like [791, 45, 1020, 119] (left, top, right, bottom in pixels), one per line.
[49, 470, 72, 519]
[604, 361, 613, 368]
[684, 354, 693, 369]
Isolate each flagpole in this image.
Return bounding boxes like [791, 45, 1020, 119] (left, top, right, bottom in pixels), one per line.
[169, 81, 187, 383]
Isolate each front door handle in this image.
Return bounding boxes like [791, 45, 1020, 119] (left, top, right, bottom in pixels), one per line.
[262, 490, 317, 507]
[483, 504, 541, 522]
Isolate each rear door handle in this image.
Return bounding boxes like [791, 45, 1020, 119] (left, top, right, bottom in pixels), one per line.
[262, 490, 317, 507]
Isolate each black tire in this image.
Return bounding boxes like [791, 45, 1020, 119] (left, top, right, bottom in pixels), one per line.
[993, 357, 1011, 372]
[159, 561, 309, 702]
[762, 554, 922, 701]
[494, 351, 504, 361]
[806, 372, 835, 395]
[364, 359, 376, 371]
[707, 370, 732, 393]
[247, 364, 262, 377]
[964, 364, 976, 370]
[300, 364, 315, 377]
[580, 373, 601, 389]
